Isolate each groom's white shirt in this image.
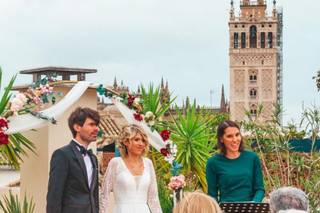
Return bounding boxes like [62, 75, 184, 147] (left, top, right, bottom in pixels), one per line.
[73, 139, 93, 188]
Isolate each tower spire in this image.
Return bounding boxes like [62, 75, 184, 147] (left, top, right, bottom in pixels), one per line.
[161, 77, 164, 89]
[230, 0, 235, 20]
[113, 76, 118, 89]
[272, 0, 277, 17]
[220, 85, 227, 113]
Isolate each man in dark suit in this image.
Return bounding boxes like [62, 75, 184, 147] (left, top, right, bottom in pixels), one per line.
[47, 107, 100, 213]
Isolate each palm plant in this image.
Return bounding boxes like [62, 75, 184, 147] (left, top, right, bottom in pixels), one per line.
[300, 106, 320, 156]
[0, 191, 35, 213]
[139, 84, 176, 120]
[167, 103, 214, 192]
[0, 68, 36, 169]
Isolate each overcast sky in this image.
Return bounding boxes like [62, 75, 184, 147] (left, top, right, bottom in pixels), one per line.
[0, 0, 319, 124]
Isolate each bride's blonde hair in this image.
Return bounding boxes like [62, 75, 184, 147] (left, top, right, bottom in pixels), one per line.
[173, 191, 222, 213]
[118, 124, 149, 157]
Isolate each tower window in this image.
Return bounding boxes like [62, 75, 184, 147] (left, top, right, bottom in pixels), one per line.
[249, 74, 257, 82]
[250, 26, 257, 48]
[241, 32, 246, 48]
[250, 104, 257, 116]
[268, 32, 273, 48]
[260, 32, 265, 48]
[249, 70, 258, 82]
[250, 89, 257, 99]
[234, 33, 239, 48]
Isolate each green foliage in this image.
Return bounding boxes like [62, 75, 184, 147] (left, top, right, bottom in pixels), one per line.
[0, 191, 35, 213]
[313, 69, 320, 91]
[168, 103, 214, 192]
[242, 104, 320, 211]
[198, 109, 229, 154]
[0, 68, 37, 169]
[157, 179, 173, 213]
[140, 84, 176, 121]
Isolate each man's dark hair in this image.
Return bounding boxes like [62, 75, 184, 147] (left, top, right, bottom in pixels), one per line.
[217, 120, 244, 155]
[68, 107, 100, 137]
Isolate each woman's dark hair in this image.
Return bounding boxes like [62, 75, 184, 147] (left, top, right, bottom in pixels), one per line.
[217, 120, 244, 155]
[68, 107, 100, 137]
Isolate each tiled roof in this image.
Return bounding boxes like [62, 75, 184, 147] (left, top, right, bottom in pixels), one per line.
[99, 115, 121, 138]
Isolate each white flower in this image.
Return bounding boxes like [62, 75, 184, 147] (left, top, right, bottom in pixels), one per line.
[147, 120, 155, 126]
[133, 97, 140, 105]
[115, 96, 123, 102]
[144, 111, 155, 126]
[165, 155, 174, 164]
[171, 144, 178, 157]
[167, 140, 173, 146]
[145, 111, 154, 118]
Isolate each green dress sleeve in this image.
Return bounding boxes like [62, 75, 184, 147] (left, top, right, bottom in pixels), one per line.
[206, 158, 218, 200]
[252, 154, 265, 202]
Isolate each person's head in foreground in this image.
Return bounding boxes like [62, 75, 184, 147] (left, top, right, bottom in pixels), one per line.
[278, 209, 308, 213]
[173, 191, 222, 213]
[269, 186, 309, 213]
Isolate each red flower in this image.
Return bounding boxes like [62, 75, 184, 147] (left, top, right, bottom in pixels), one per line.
[160, 130, 170, 141]
[0, 132, 9, 145]
[127, 94, 136, 107]
[160, 148, 169, 157]
[0, 118, 8, 129]
[133, 113, 143, 121]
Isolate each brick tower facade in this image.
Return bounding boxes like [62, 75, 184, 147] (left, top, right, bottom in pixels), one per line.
[229, 0, 283, 122]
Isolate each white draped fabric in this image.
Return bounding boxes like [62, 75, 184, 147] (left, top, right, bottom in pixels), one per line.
[112, 99, 165, 152]
[5, 81, 165, 153]
[6, 81, 92, 134]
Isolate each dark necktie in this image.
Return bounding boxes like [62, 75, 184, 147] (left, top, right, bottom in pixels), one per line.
[75, 144, 92, 156]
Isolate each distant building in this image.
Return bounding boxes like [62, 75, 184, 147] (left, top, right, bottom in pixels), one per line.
[167, 84, 229, 119]
[229, 0, 283, 122]
[20, 66, 97, 82]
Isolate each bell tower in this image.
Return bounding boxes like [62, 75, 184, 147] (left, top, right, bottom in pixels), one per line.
[229, 0, 283, 122]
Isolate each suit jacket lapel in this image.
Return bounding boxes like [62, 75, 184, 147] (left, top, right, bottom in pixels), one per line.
[70, 140, 90, 190]
[89, 154, 98, 191]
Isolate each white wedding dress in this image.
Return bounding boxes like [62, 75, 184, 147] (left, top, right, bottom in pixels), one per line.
[100, 157, 162, 213]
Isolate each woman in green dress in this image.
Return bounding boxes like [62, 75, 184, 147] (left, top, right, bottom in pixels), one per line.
[206, 120, 265, 202]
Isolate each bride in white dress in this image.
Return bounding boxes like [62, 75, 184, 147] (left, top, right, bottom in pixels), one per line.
[101, 124, 162, 213]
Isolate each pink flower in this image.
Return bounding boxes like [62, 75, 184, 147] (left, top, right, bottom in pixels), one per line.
[10, 99, 25, 112]
[33, 96, 41, 104]
[0, 131, 9, 145]
[15, 93, 28, 103]
[168, 175, 186, 190]
[10, 93, 28, 113]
